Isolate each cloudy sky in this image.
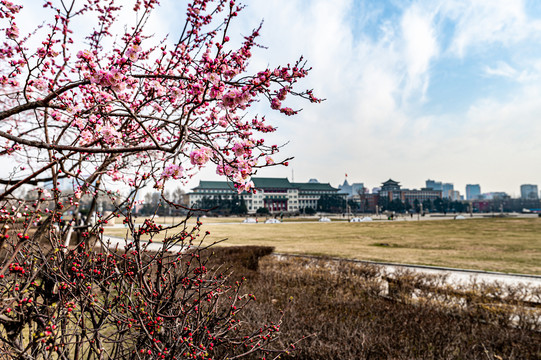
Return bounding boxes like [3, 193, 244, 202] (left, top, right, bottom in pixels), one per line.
[16, 0, 541, 197]
[193, 0, 541, 197]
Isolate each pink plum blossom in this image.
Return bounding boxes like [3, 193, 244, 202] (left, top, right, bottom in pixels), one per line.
[5, 24, 18, 39]
[216, 163, 234, 176]
[125, 44, 141, 61]
[80, 129, 94, 145]
[107, 169, 123, 181]
[190, 147, 212, 166]
[161, 164, 183, 180]
[96, 124, 121, 145]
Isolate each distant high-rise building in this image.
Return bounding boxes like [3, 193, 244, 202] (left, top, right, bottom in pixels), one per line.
[427, 180, 454, 199]
[426, 179, 442, 191]
[449, 190, 461, 201]
[442, 183, 454, 199]
[466, 184, 481, 200]
[520, 184, 539, 200]
[338, 179, 364, 197]
[351, 183, 365, 195]
[482, 192, 509, 200]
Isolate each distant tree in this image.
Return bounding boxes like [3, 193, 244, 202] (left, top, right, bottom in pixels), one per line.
[378, 195, 389, 211]
[256, 207, 270, 215]
[434, 198, 444, 213]
[347, 198, 359, 212]
[413, 199, 421, 213]
[141, 192, 162, 215]
[404, 199, 412, 212]
[449, 200, 466, 213]
[433, 198, 451, 213]
[172, 187, 187, 206]
[357, 187, 368, 212]
[423, 199, 433, 212]
[504, 198, 541, 212]
[230, 195, 248, 215]
[317, 194, 346, 213]
[388, 198, 405, 213]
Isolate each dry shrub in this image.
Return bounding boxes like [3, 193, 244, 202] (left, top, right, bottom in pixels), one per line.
[201, 246, 275, 273]
[211, 247, 541, 360]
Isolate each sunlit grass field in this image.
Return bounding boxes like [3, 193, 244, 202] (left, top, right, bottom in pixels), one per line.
[105, 217, 541, 275]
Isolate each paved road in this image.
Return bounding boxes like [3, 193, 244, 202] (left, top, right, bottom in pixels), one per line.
[104, 212, 540, 227]
[380, 261, 541, 288]
[98, 235, 187, 253]
[273, 252, 541, 303]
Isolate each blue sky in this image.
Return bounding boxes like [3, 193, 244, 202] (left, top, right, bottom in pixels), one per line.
[16, 0, 541, 197]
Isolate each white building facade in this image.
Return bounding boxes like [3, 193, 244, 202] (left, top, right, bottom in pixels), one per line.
[189, 177, 343, 214]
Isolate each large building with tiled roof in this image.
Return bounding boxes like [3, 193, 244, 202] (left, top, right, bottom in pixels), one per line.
[189, 177, 343, 214]
[379, 179, 442, 203]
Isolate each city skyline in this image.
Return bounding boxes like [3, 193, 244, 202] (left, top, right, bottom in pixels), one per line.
[191, 173, 536, 200]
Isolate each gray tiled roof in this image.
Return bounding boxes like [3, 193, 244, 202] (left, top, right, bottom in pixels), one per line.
[252, 178, 294, 189]
[192, 177, 339, 192]
[193, 181, 236, 190]
[292, 182, 338, 191]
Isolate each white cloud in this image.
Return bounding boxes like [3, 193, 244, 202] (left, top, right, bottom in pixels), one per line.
[442, 0, 541, 57]
[400, 4, 439, 101]
[483, 59, 541, 84]
[484, 61, 518, 78]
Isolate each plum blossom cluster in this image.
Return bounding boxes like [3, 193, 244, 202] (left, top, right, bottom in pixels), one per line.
[216, 156, 257, 193]
[222, 87, 252, 108]
[97, 123, 122, 145]
[125, 44, 141, 62]
[251, 116, 275, 133]
[89, 68, 127, 92]
[76, 43, 142, 93]
[190, 147, 213, 166]
[0, 1, 23, 86]
[0, 0, 318, 194]
[30, 78, 48, 92]
[5, 23, 17, 39]
[79, 122, 122, 146]
[232, 139, 253, 157]
[0, 0, 320, 358]
[161, 163, 183, 180]
[0, 0, 21, 19]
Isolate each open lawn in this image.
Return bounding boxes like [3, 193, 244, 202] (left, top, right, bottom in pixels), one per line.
[105, 217, 541, 275]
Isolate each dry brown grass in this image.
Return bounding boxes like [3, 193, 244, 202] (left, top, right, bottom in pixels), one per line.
[105, 217, 541, 275]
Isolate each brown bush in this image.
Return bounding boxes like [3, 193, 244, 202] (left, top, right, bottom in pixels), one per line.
[210, 247, 541, 360]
